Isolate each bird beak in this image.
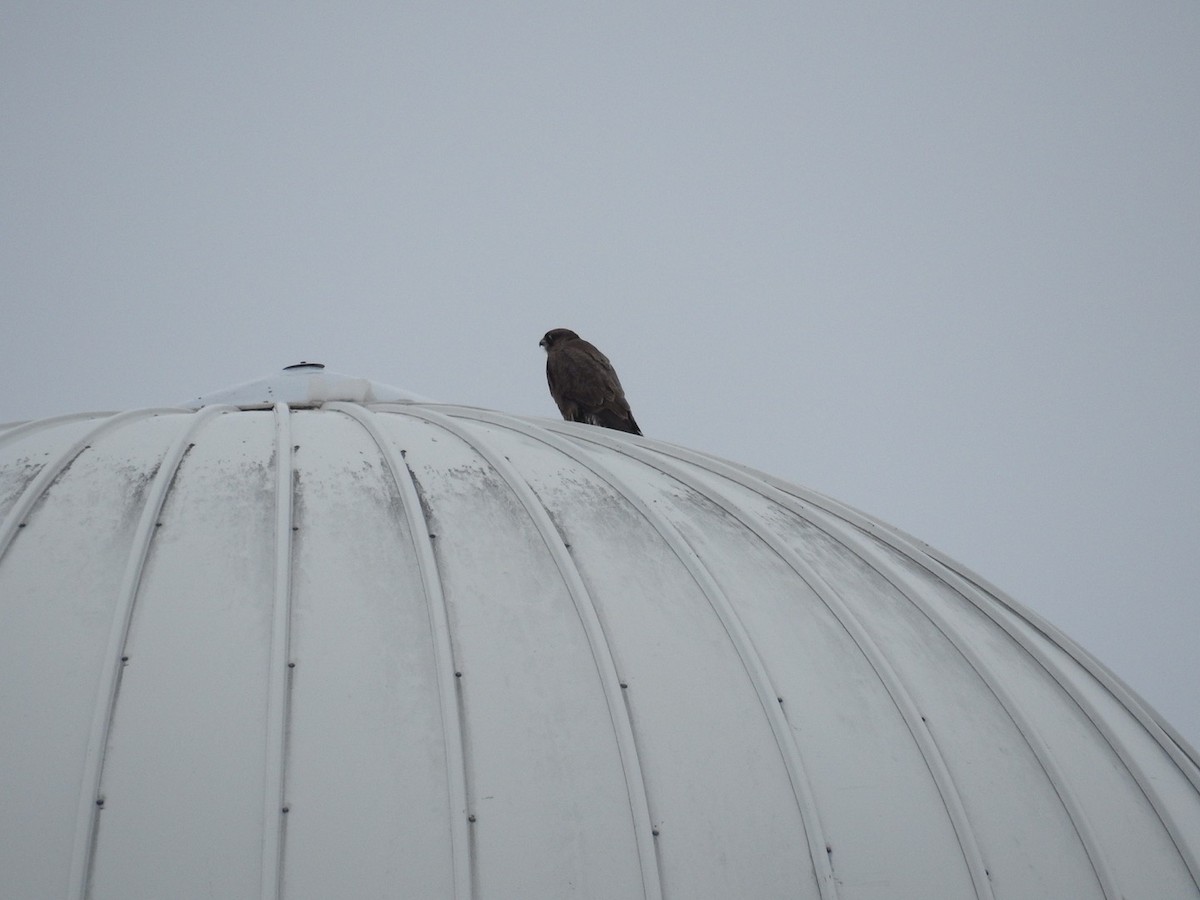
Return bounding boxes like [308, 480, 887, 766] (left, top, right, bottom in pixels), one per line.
[538, 339, 547, 349]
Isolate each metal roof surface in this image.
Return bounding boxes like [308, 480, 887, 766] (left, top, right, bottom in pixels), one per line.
[1, 370, 1198, 899]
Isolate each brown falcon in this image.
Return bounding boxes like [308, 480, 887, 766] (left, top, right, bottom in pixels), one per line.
[539, 328, 642, 435]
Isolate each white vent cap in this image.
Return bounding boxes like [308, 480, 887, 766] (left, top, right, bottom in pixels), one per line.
[186, 362, 432, 408]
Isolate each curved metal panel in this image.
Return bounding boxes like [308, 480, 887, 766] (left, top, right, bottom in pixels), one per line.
[70, 405, 230, 899]
[321, 402, 467, 899]
[88, 410, 280, 898]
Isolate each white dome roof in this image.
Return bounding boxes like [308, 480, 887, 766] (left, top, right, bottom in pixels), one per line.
[2, 368, 1198, 899]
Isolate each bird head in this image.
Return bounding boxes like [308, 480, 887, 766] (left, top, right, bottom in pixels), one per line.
[539, 328, 580, 351]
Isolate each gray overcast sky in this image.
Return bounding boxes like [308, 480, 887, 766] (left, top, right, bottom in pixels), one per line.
[2, 3, 1197, 748]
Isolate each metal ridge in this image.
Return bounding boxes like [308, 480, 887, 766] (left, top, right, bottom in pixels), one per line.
[260, 403, 296, 900]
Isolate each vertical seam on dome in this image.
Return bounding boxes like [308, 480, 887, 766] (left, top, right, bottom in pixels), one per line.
[685, 466, 1124, 899]
[443, 407, 839, 900]
[392, 406, 664, 900]
[327, 403, 474, 900]
[939, 556, 1200, 783]
[66, 405, 227, 900]
[0, 408, 186, 567]
[731, 459, 1200, 786]
[547, 423, 997, 900]
[260, 403, 296, 900]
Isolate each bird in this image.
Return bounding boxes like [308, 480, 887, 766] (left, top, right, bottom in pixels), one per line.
[539, 328, 642, 435]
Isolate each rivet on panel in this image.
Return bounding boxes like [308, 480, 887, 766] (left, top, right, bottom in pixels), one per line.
[282, 806, 290, 814]
[468, 814, 476, 823]
[95, 798, 105, 808]
[288, 662, 296, 668]
[652, 829, 660, 837]
[121, 656, 129, 663]
[454, 671, 462, 678]
[619, 683, 628, 689]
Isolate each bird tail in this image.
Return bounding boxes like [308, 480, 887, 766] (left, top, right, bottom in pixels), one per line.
[590, 409, 642, 436]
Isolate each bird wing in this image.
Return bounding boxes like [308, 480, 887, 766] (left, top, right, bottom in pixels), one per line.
[549, 340, 625, 410]
[545, 352, 576, 419]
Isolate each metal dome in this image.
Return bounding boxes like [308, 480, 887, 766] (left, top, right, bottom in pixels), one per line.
[2, 367, 1198, 900]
